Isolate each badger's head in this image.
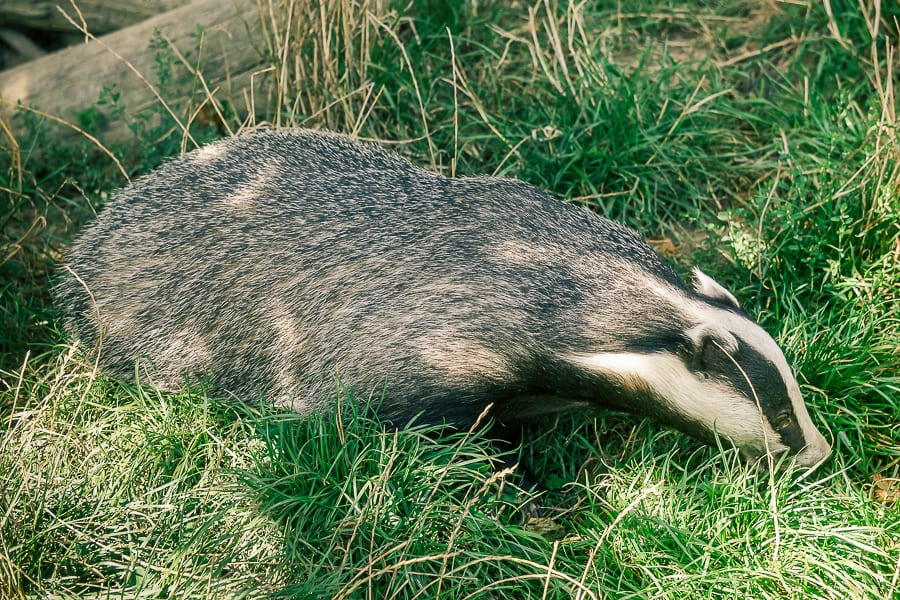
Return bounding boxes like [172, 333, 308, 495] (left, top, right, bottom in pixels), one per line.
[566, 268, 832, 471]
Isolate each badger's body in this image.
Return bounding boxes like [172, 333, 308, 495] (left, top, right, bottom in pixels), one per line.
[56, 128, 831, 468]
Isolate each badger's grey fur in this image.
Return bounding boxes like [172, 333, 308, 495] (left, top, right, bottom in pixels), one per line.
[56, 128, 832, 469]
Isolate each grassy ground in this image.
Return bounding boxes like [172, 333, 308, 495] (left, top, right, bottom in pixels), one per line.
[2, 0, 899, 598]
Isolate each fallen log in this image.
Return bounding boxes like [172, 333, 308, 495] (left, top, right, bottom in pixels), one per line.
[0, 0, 190, 34]
[0, 0, 270, 151]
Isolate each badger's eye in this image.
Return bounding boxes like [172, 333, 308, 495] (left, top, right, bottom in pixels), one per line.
[773, 410, 793, 431]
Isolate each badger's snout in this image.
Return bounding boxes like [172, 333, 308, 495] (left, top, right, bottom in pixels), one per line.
[742, 434, 832, 472]
[736, 393, 833, 472]
[795, 430, 833, 469]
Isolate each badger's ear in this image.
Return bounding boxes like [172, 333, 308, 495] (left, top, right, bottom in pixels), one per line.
[685, 322, 739, 356]
[692, 268, 741, 310]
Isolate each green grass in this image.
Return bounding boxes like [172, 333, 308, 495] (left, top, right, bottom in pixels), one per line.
[2, 0, 899, 597]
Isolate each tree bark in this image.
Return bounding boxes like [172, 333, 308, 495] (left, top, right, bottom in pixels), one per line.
[0, 0, 190, 34]
[0, 0, 270, 150]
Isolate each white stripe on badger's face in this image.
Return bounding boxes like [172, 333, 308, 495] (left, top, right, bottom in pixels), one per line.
[566, 350, 790, 458]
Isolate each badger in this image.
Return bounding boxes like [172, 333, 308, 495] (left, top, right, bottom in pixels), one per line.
[56, 128, 832, 470]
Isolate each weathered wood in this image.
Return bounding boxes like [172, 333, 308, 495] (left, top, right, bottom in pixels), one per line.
[0, 0, 270, 149]
[0, 0, 190, 34]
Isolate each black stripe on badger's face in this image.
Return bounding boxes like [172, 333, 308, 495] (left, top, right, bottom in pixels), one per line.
[698, 304, 831, 468]
[689, 332, 806, 456]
